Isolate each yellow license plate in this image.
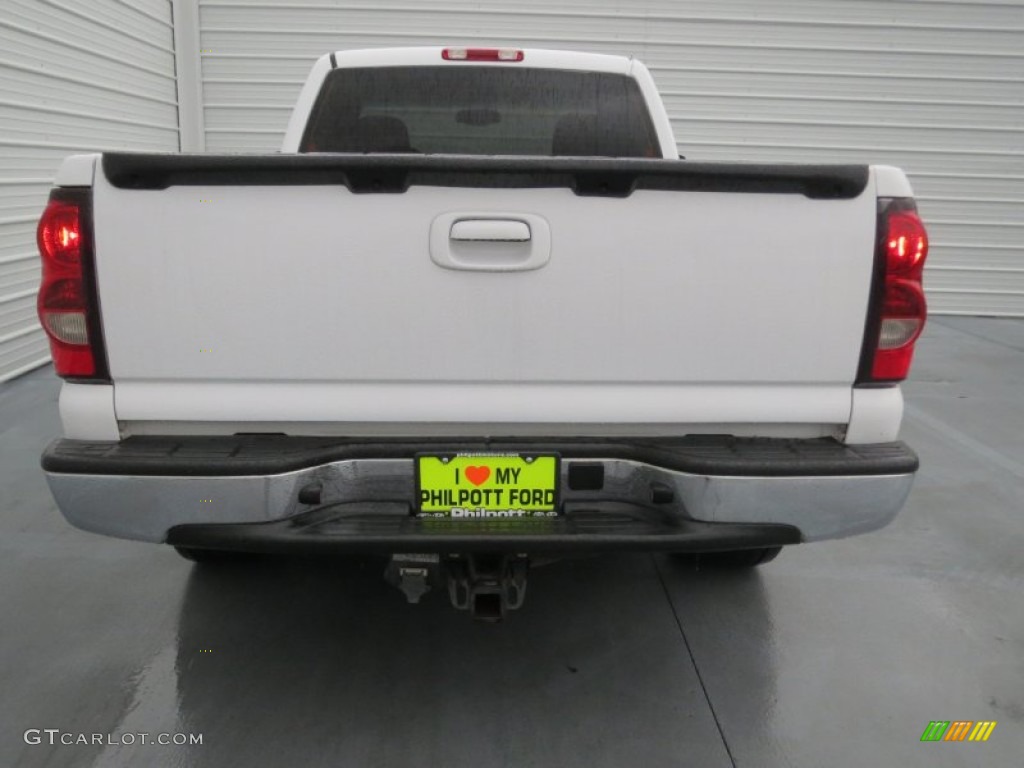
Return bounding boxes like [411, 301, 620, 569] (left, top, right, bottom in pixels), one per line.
[416, 453, 559, 518]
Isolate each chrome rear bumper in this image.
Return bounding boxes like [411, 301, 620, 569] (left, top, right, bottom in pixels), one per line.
[41, 436, 917, 548]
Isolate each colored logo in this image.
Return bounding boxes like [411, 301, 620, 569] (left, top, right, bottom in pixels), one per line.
[920, 721, 997, 742]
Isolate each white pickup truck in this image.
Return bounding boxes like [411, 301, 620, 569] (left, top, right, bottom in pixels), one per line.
[38, 47, 928, 618]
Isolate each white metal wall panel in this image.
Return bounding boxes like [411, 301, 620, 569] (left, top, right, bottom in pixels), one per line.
[198, 0, 1024, 316]
[0, 0, 179, 381]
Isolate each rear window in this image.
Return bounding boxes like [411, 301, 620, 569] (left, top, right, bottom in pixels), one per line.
[300, 66, 660, 157]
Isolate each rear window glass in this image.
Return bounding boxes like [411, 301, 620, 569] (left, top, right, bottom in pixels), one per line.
[301, 66, 660, 157]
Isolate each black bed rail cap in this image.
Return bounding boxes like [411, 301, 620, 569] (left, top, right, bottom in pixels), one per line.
[101, 152, 869, 199]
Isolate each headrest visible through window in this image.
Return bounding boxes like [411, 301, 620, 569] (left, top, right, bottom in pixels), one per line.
[328, 115, 414, 152]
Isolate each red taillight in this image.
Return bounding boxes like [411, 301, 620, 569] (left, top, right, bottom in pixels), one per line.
[873, 280, 927, 379]
[859, 201, 929, 384]
[442, 47, 524, 62]
[36, 191, 105, 379]
[885, 211, 928, 275]
[38, 201, 82, 263]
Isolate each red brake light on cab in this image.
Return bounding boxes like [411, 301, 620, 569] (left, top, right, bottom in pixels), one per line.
[442, 48, 524, 62]
[36, 189, 108, 380]
[858, 200, 929, 385]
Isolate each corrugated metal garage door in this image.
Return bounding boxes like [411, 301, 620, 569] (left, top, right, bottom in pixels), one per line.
[0, 0, 179, 382]
[197, 0, 1023, 317]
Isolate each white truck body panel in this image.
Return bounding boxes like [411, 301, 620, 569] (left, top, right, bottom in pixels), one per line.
[58, 382, 119, 440]
[92, 171, 878, 435]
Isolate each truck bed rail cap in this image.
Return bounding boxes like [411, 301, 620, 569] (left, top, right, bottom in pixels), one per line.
[101, 153, 869, 200]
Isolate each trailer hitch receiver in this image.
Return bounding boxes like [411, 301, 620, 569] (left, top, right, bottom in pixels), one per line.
[446, 554, 529, 622]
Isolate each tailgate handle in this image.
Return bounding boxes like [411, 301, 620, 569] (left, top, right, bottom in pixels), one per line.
[430, 212, 551, 273]
[450, 219, 531, 242]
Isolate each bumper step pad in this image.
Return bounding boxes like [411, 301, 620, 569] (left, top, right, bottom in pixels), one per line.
[167, 501, 801, 555]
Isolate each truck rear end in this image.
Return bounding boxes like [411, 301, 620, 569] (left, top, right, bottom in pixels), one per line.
[37, 47, 927, 618]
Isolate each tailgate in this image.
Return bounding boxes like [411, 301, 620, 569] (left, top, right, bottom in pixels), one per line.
[92, 155, 876, 433]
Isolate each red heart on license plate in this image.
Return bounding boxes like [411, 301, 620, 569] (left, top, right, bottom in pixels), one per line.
[465, 466, 490, 486]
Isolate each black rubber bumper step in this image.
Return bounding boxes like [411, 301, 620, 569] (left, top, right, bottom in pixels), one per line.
[166, 501, 802, 555]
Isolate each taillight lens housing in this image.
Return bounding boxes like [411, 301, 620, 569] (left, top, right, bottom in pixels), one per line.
[857, 199, 929, 384]
[36, 189, 108, 380]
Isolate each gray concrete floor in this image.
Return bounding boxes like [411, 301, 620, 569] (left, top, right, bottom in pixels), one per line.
[1, 317, 1022, 768]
